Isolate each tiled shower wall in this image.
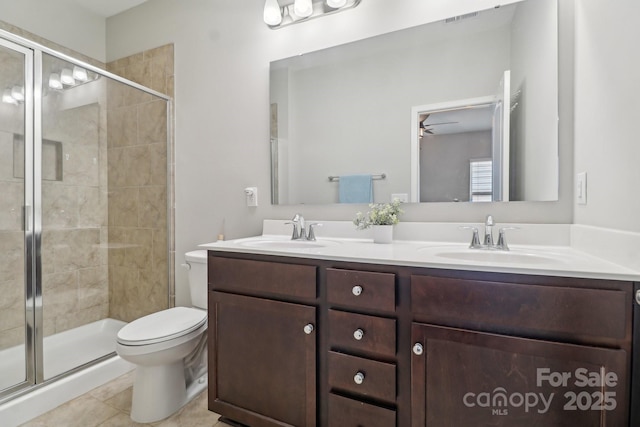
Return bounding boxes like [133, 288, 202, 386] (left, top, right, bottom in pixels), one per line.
[40, 100, 109, 337]
[0, 50, 27, 347]
[0, 20, 174, 348]
[0, 21, 109, 348]
[106, 44, 174, 322]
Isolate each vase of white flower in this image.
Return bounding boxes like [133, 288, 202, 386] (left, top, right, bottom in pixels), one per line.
[353, 199, 403, 244]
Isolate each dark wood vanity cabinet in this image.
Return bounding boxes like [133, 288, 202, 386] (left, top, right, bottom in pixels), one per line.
[410, 274, 633, 427]
[326, 268, 398, 426]
[207, 251, 637, 427]
[208, 256, 318, 427]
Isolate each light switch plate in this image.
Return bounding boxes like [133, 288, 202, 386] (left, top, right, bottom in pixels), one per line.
[576, 172, 587, 205]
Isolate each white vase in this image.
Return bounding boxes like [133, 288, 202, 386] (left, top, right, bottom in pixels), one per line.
[372, 225, 393, 244]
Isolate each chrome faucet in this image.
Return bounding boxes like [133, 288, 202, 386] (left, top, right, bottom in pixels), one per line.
[483, 214, 495, 247]
[461, 215, 516, 250]
[287, 214, 322, 241]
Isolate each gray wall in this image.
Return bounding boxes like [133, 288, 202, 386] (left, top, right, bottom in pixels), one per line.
[0, 0, 106, 61]
[282, 25, 509, 204]
[104, 0, 574, 305]
[573, 0, 640, 232]
[9, 0, 634, 304]
[420, 131, 492, 203]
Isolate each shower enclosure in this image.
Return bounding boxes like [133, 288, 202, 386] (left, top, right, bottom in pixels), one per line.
[0, 30, 172, 402]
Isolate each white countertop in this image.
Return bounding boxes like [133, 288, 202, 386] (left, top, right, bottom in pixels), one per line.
[200, 221, 640, 282]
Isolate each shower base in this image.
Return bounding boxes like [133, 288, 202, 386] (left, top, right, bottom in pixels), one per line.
[0, 318, 134, 427]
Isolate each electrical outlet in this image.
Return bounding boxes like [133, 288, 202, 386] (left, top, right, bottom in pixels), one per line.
[576, 172, 587, 205]
[245, 187, 258, 207]
[391, 193, 409, 203]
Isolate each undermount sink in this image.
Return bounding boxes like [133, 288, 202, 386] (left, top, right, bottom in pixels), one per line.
[418, 245, 564, 265]
[237, 237, 340, 250]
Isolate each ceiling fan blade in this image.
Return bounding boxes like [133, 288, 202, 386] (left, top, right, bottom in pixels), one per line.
[423, 121, 459, 126]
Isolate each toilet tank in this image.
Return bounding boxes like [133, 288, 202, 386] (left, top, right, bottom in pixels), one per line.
[185, 250, 208, 309]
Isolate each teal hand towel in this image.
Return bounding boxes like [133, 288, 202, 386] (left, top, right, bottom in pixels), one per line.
[339, 174, 373, 203]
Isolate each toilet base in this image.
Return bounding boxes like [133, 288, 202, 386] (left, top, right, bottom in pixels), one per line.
[130, 361, 206, 423]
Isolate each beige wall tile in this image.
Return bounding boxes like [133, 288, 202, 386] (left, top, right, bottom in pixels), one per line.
[0, 182, 24, 231]
[108, 188, 139, 227]
[106, 44, 173, 321]
[139, 186, 167, 229]
[78, 186, 107, 227]
[107, 106, 138, 148]
[0, 231, 24, 281]
[138, 100, 167, 144]
[42, 182, 78, 229]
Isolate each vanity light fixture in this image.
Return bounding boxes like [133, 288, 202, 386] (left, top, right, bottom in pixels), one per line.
[264, 0, 283, 26]
[264, 0, 361, 29]
[48, 73, 63, 90]
[294, 0, 313, 17]
[72, 66, 89, 82]
[2, 88, 17, 104]
[60, 68, 75, 86]
[10, 85, 24, 102]
[2, 85, 24, 104]
[327, 0, 347, 8]
[48, 68, 99, 91]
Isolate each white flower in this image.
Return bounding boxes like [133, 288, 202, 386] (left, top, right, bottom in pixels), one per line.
[353, 199, 403, 230]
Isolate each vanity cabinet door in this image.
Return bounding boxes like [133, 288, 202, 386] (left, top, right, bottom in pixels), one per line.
[411, 323, 628, 427]
[208, 291, 316, 427]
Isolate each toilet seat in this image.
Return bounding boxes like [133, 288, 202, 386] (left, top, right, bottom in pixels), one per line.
[117, 307, 207, 346]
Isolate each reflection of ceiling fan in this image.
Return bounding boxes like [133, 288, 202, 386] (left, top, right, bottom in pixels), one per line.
[419, 113, 459, 137]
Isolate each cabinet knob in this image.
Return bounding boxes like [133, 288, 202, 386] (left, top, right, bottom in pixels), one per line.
[413, 343, 424, 356]
[352, 285, 363, 296]
[353, 371, 365, 385]
[303, 323, 314, 335]
[353, 328, 364, 340]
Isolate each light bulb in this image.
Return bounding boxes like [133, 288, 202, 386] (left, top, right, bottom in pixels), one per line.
[294, 0, 313, 17]
[60, 68, 75, 86]
[263, 0, 282, 26]
[11, 85, 24, 101]
[327, 0, 347, 8]
[49, 73, 63, 90]
[72, 66, 89, 82]
[2, 89, 17, 104]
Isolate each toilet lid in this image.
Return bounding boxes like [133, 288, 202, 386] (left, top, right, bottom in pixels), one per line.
[117, 307, 207, 346]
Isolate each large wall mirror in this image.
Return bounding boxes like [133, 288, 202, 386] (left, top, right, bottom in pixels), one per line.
[270, 0, 559, 205]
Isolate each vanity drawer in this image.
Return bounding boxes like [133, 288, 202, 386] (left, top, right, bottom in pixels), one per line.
[411, 275, 629, 342]
[328, 351, 396, 404]
[327, 268, 395, 313]
[208, 255, 316, 299]
[328, 310, 396, 358]
[328, 393, 396, 427]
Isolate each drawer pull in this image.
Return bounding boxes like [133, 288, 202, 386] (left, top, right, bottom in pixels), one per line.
[352, 285, 363, 296]
[413, 343, 423, 356]
[353, 371, 365, 385]
[303, 323, 314, 335]
[353, 328, 364, 340]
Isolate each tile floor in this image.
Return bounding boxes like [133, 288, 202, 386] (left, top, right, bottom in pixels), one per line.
[19, 371, 225, 427]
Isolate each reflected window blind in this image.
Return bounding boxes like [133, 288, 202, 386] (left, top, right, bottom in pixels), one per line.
[470, 159, 492, 202]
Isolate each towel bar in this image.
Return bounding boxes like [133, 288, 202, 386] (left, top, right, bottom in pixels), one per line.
[328, 173, 386, 182]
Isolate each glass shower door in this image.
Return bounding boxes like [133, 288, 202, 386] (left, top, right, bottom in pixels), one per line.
[0, 38, 34, 394]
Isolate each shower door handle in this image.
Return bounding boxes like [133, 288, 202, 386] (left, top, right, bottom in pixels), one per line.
[23, 205, 31, 232]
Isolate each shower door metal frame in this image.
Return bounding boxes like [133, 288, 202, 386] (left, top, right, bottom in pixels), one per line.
[0, 28, 173, 404]
[0, 36, 36, 400]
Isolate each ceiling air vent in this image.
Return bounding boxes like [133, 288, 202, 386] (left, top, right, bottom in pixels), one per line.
[445, 12, 479, 24]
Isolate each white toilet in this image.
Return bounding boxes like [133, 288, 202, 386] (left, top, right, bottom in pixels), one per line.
[116, 250, 208, 423]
